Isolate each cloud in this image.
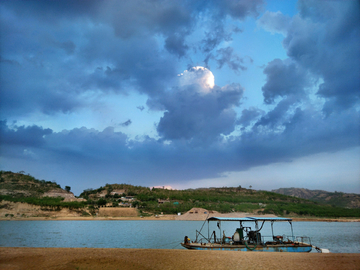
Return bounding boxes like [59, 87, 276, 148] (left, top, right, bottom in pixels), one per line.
[120, 120, 132, 127]
[0, 120, 52, 148]
[257, 11, 291, 35]
[0, 0, 265, 119]
[201, 24, 233, 53]
[215, 47, 248, 72]
[255, 96, 300, 128]
[150, 67, 244, 143]
[165, 33, 189, 58]
[1, 105, 358, 194]
[200, 0, 264, 53]
[155, 85, 244, 143]
[178, 66, 215, 92]
[237, 107, 264, 128]
[283, 0, 360, 113]
[257, 2, 360, 114]
[262, 59, 310, 104]
[211, 0, 264, 20]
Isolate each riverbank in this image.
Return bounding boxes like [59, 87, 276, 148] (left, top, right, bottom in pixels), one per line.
[0, 215, 359, 222]
[1, 247, 359, 270]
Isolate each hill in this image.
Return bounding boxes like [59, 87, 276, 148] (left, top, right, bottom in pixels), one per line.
[0, 171, 87, 218]
[79, 183, 360, 218]
[0, 170, 81, 201]
[271, 188, 360, 209]
[1, 171, 360, 219]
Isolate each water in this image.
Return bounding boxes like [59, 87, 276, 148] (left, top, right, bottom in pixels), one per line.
[0, 220, 359, 253]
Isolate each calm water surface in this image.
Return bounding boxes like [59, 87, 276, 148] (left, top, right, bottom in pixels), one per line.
[0, 220, 359, 253]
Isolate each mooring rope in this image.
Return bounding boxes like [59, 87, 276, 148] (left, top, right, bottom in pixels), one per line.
[154, 240, 182, 249]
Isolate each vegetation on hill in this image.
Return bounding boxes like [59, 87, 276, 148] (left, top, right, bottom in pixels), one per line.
[0, 170, 61, 196]
[0, 171, 86, 210]
[272, 188, 360, 209]
[80, 184, 360, 218]
[1, 171, 359, 218]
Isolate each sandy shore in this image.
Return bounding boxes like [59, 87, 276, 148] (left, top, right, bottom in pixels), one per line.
[1, 247, 359, 270]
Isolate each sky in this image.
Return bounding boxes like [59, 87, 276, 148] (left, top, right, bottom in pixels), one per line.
[0, 0, 359, 196]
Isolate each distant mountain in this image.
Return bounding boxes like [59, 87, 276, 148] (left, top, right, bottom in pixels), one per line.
[271, 188, 360, 209]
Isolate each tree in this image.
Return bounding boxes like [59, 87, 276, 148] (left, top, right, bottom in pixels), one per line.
[65, 186, 71, 192]
[97, 198, 107, 206]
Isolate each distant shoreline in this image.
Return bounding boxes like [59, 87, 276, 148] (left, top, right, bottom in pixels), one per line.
[1, 215, 359, 222]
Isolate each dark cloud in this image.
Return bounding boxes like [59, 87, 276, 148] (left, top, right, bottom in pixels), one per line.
[283, 0, 360, 113]
[199, 0, 263, 53]
[255, 96, 300, 128]
[215, 47, 248, 72]
[237, 107, 264, 128]
[211, 0, 264, 20]
[262, 59, 310, 104]
[1, 105, 358, 194]
[0, 120, 52, 148]
[151, 82, 244, 143]
[201, 24, 233, 53]
[165, 33, 189, 58]
[257, 1, 360, 114]
[0, 0, 265, 118]
[0, 0, 101, 22]
[120, 120, 132, 127]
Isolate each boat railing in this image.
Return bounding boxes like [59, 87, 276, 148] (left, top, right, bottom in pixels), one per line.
[260, 234, 297, 244]
[194, 234, 311, 246]
[195, 230, 208, 243]
[294, 236, 311, 245]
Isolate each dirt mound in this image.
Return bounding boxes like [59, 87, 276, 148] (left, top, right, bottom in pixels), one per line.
[98, 207, 138, 217]
[176, 208, 218, 220]
[42, 189, 77, 200]
[176, 207, 277, 220]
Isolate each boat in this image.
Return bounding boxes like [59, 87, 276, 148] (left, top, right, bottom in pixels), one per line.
[181, 217, 329, 252]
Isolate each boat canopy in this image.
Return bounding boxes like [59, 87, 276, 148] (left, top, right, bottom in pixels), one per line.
[207, 217, 292, 222]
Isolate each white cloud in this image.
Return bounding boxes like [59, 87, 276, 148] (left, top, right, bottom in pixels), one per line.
[178, 66, 215, 93]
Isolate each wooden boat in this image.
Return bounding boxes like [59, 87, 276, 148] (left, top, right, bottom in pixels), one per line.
[181, 217, 328, 252]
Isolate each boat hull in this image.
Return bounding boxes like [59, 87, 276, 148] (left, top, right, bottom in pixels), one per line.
[181, 243, 312, 252]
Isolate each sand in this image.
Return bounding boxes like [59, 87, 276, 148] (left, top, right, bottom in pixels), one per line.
[1, 247, 359, 270]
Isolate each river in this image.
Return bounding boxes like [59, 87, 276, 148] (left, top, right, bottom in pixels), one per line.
[0, 220, 359, 253]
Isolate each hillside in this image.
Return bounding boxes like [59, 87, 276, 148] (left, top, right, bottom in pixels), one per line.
[0, 171, 87, 218]
[80, 183, 360, 218]
[1, 171, 359, 219]
[0, 171, 82, 201]
[271, 188, 360, 209]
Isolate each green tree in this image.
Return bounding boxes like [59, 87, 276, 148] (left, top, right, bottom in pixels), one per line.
[65, 186, 71, 192]
[97, 198, 107, 206]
